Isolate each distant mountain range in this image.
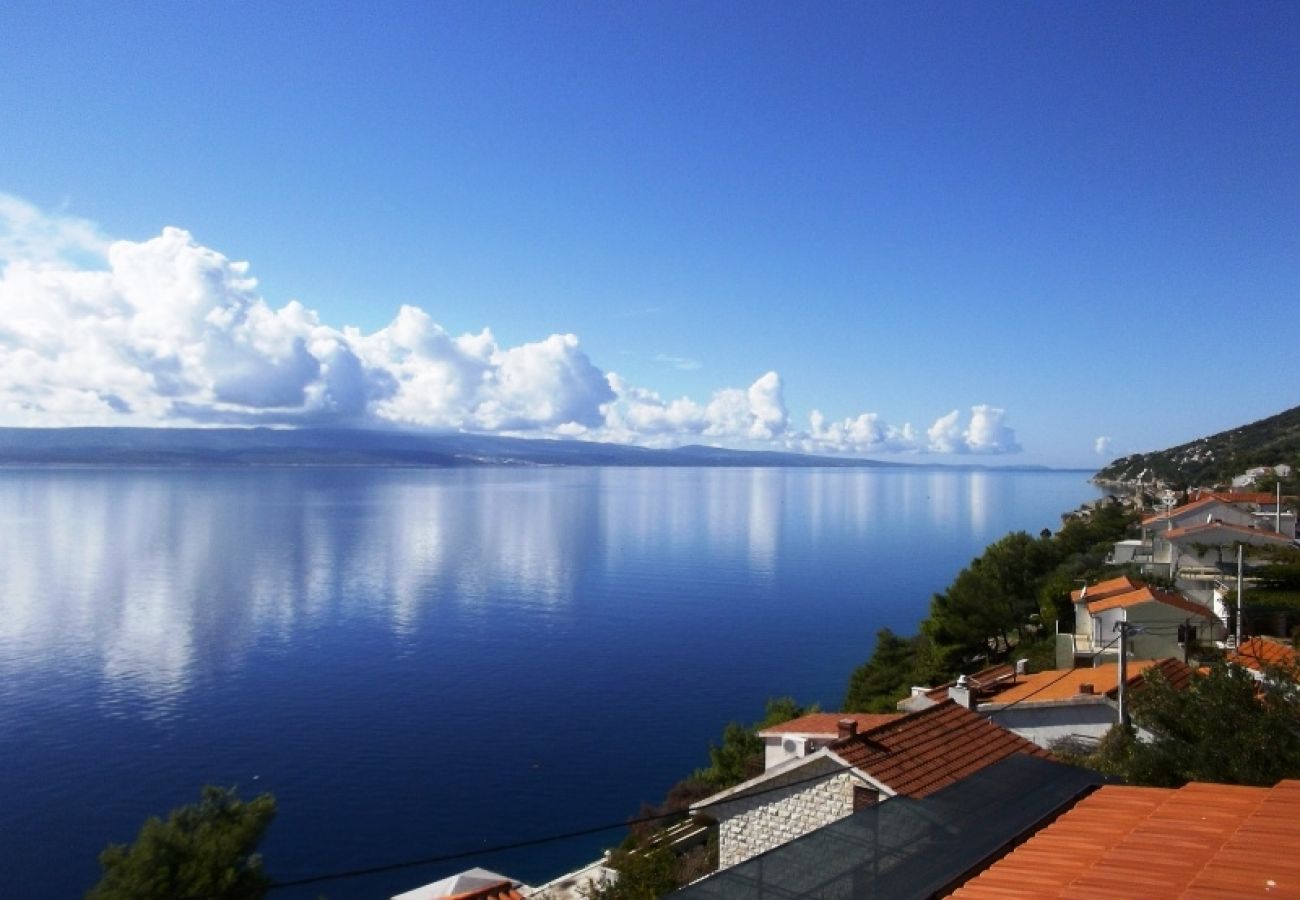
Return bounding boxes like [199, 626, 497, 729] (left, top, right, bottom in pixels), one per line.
[1096, 404, 1300, 487]
[0, 427, 1059, 471]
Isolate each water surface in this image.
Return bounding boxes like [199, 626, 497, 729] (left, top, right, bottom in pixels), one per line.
[0, 466, 1098, 898]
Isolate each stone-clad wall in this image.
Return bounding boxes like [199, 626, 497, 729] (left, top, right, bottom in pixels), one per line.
[710, 758, 860, 869]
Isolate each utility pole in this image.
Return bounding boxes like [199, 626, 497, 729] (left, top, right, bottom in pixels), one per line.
[1116, 621, 1130, 729]
[1237, 543, 1245, 647]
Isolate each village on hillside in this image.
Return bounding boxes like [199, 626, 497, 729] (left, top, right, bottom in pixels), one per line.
[390, 464, 1300, 900]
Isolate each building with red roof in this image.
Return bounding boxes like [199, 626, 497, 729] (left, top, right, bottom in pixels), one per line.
[756, 711, 901, 769]
[692, 702, 1048, 870]
[1058, 579, 1223, 668]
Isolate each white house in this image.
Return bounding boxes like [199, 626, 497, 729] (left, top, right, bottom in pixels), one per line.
[1057, 578, 1221, 668]
[1158, 520, 1295, 573]
[755, 711, 900, 770]
[691, 702, 1048, 870]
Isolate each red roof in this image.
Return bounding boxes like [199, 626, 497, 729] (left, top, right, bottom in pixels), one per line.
[1071, 575, 1143, 604]
[981, 658, 1194, 707]
[758, 712, 901, 736]
[1202, 491, 1281, 505]
[1230, 637, 1300, 673]
[948, 779, 1300, 898]
[1087, 586, 1215, 619]
[1141, 496, 1225, 527]
[1163, 520, 1293, 543]
[829, 700, 1050, 798]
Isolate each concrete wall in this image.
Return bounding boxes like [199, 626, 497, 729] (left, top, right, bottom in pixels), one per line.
[705, 756, 868, 870]
[987, 702, 1117, 750]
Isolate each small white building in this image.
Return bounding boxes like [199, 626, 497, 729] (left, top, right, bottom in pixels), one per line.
[756, 712, 900, 769]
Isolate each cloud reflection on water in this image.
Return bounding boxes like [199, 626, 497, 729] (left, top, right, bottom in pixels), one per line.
[0, 467, 1011, 711]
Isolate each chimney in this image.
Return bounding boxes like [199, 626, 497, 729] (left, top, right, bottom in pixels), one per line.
[948, 675, 977, 710]
[837, 718, 858, 740]
[1078, 682, 1095, 695]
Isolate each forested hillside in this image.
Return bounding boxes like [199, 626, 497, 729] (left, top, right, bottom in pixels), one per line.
[1096, 404, 1300, 488]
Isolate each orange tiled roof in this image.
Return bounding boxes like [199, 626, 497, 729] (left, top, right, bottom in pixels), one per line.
[758, 712, 901, 736]
[830, 700, 1050, 798]
[1070, 575, 1143, 604]
[445, 882, 523, 900]
[1141, 495, 1223, 526]
[1203, 491, 1281, 505]
[981, 658, 1192, 706]
[1163, 520, 1293, 542]
[1087, 586, 1215, 619]
[1230, 637, 1300, 673]
[947, 779, 1300, 899]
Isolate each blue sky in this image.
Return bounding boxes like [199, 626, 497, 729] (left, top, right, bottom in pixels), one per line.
[1, 2, 1296, 466]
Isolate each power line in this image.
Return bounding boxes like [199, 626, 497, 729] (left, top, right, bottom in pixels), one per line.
[175, 632, 1144, 899]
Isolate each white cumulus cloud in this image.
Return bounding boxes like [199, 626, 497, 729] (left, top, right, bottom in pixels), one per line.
[0, 195, 1024, 456]
[1094, 435, 1113, 456]
[923, 406, 1021, 454]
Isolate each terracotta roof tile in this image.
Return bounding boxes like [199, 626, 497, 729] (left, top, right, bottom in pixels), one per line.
[980, 658, 1193, 707]
[947, 779, 1300, 899]
[1163, 521, 1293, 543]
[758, 712, 901, 736]
[1141, 496, 1225, 527]
[1229, 637, 1300, 673]
[1087, 586, 1216, 619]
[1071, 575, 1143, 604]
[1201, 491, 1282, 505]
[830, 700, 1050, 798]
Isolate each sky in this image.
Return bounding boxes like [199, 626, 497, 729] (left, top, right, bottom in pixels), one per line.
[1, 2, 1297, 467]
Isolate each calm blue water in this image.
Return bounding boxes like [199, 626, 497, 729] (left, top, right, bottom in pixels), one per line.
[0, 466, 1098, 898]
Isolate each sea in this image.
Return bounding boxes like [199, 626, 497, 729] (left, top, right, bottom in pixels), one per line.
[0, 466, 1100, 899]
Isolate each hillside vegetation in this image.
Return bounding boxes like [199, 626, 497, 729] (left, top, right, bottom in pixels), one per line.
[1095, 404, 1300, 488]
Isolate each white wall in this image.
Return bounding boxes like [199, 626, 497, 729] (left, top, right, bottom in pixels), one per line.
[986, 702, 1117, 750]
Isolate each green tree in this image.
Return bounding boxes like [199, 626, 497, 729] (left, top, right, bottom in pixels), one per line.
[693, 697, 816, 789]
[844, 629, 917, 712]
[927, 531, 1054, 657]
[1094, 663, 1300, 787]
[582, 846, 676, 900]
[88, 786, 276, 900]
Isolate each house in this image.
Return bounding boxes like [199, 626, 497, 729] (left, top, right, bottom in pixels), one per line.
[392, 868, 527, 900]
[690, 701, 1050, 870]
[1156, 520, 1294, 574]
[1056, 580, 1222, 668]
[1122, 494, 1298, 576]
[1141, 496, 1256, 538]
[978, 658, 1194, 750]
[676, 754, 1106, 899]
[947, 779, 1300, 898]
[756, 711, 900, 769]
